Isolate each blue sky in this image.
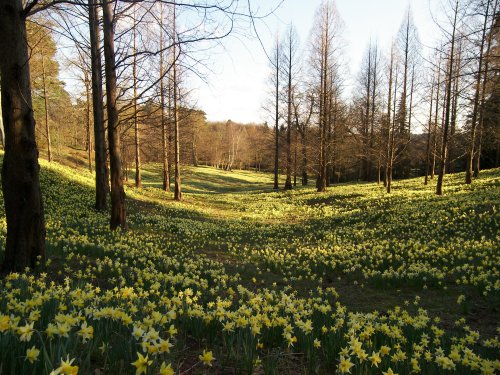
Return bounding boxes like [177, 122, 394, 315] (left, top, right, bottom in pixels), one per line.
[193, 0, 441, 124]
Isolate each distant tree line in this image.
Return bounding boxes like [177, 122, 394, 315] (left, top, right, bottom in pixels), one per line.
[263, 0, 500, 194]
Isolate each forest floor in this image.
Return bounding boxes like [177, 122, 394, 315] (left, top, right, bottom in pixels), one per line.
[0, 151, 499, 374]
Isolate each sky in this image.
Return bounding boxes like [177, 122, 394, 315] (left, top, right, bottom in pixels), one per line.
[192, 0, 442, 124]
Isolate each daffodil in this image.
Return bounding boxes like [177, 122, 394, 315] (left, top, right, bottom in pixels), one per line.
[18, 322, 34, 342]
[131, 352, 152, 375]
[199, 350, 215, 366]
[383, 368, 397, 375]
[159, 362, 174, 375]
[338, 357, 354, 373]
[369, 351, 381, 367]
[26, 346, 40, 364]
[51, 356, 79, 375]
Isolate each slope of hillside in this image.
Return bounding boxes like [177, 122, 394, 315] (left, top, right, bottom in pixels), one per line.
[0, 156, 498, 374]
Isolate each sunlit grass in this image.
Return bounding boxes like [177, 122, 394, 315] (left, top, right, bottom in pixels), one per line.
[0, 154, 498, 374]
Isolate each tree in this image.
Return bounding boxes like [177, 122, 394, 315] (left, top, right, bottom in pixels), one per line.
[385, 43, 397, 193]
[310, 0, 343, 192]
[88, 0, 109, 211]
[465, 0, 495, 183]
[395, 7, 420, 179]
[293, 88, 314, 186]
[102, 0, 126, 228]
[431, 55, 443, 180]
[424, 74, 436, 185]
[475, 4, 499, 172]
[436, 0, 461, 196]
[172, 0, 182, 201]
[0, 0, 46, 271]
[132, 7, 141, 188]
[159, 3, 170, 191]
[282, 24, 299, 190]
[27, 20, 72, 163]
[270, 34, 281, 190]
[356, 41, 381, 181]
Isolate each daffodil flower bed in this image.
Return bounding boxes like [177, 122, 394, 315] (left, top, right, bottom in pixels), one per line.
[0, 157, 498, 374]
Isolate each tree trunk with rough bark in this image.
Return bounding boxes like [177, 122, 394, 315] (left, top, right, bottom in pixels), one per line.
[436, 0, 458, 196]
[173, 1, 182, 201]
[133, 16, 141, 188]
[273, 37, 279, 190]
[0, 0, 46, 272]
[41, 48, 52, 162]
[467, 0, 492, 183]
[89, 0, 109, 211]
[284, 32, 293, 190]
[85, 75, 92, 172]
[102, 0, 126, 228]
[424, 82, 434, 185]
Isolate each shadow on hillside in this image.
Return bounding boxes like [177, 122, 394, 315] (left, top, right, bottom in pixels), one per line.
[0, 157, 217, 232]
[304, 193, 363, 206]
[132, 167, 274, 195]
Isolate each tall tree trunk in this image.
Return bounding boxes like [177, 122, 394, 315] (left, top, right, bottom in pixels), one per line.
[273, 37, 279, 190]
[133, 15, 141, 188]
[41, 48, 52, 162]
[436, 0, 458, 196]
[385, 47, 395, 193]
[301, 131, 308, 185]
[467, 0, 492, 183]
[0, 0, 46, 272]
[424, 81, 434, 185]
[159, 4, 169, 192]
[192, 134, 198, 167]
[89, 0, 108, 211]
[284, 33, 293, 190]
[102, 0, 126, 228]
[431, 58, 442, 180]
[173, 1, 182, 201]
[368, 45, 377, 182]
[293, 126, 297, 186]
[448, 43, 461, 174]
[387, 64, 398, 194]
[85, 76, 92, 172]
[317, 26, 328, 193]
[363, 47, 372, 181]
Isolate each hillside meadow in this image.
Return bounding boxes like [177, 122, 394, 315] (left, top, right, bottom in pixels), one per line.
[0, 155, 499, 374]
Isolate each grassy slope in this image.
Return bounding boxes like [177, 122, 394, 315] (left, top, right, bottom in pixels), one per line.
[0, 152, 499, 374]
[134, 162, 500, 332]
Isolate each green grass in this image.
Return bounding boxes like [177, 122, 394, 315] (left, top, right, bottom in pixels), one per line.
[0, 153, 499, 374]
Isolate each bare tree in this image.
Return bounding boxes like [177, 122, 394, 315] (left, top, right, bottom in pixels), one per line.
[385, 43, 398, 193]
[172, 0, 182, 201]
[436, 0, 461, 196]
[89, 0, 109, 211]
[159, 4, 170, 191]
[282, 24, 299, 190]
[309, 0, 343, 192]
[424, 75, 435, 185]
[466, 0, 495, 183]
[293, 88, 314, 186]
[132, 7, 141, 188]
[270, 34, 281, 190]
[102, 0, 127, 228]
[395, 7, 420, 179]
[357, 41, 381, 181]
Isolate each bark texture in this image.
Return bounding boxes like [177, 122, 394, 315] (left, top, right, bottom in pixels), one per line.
[0, 0, 46, 272]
